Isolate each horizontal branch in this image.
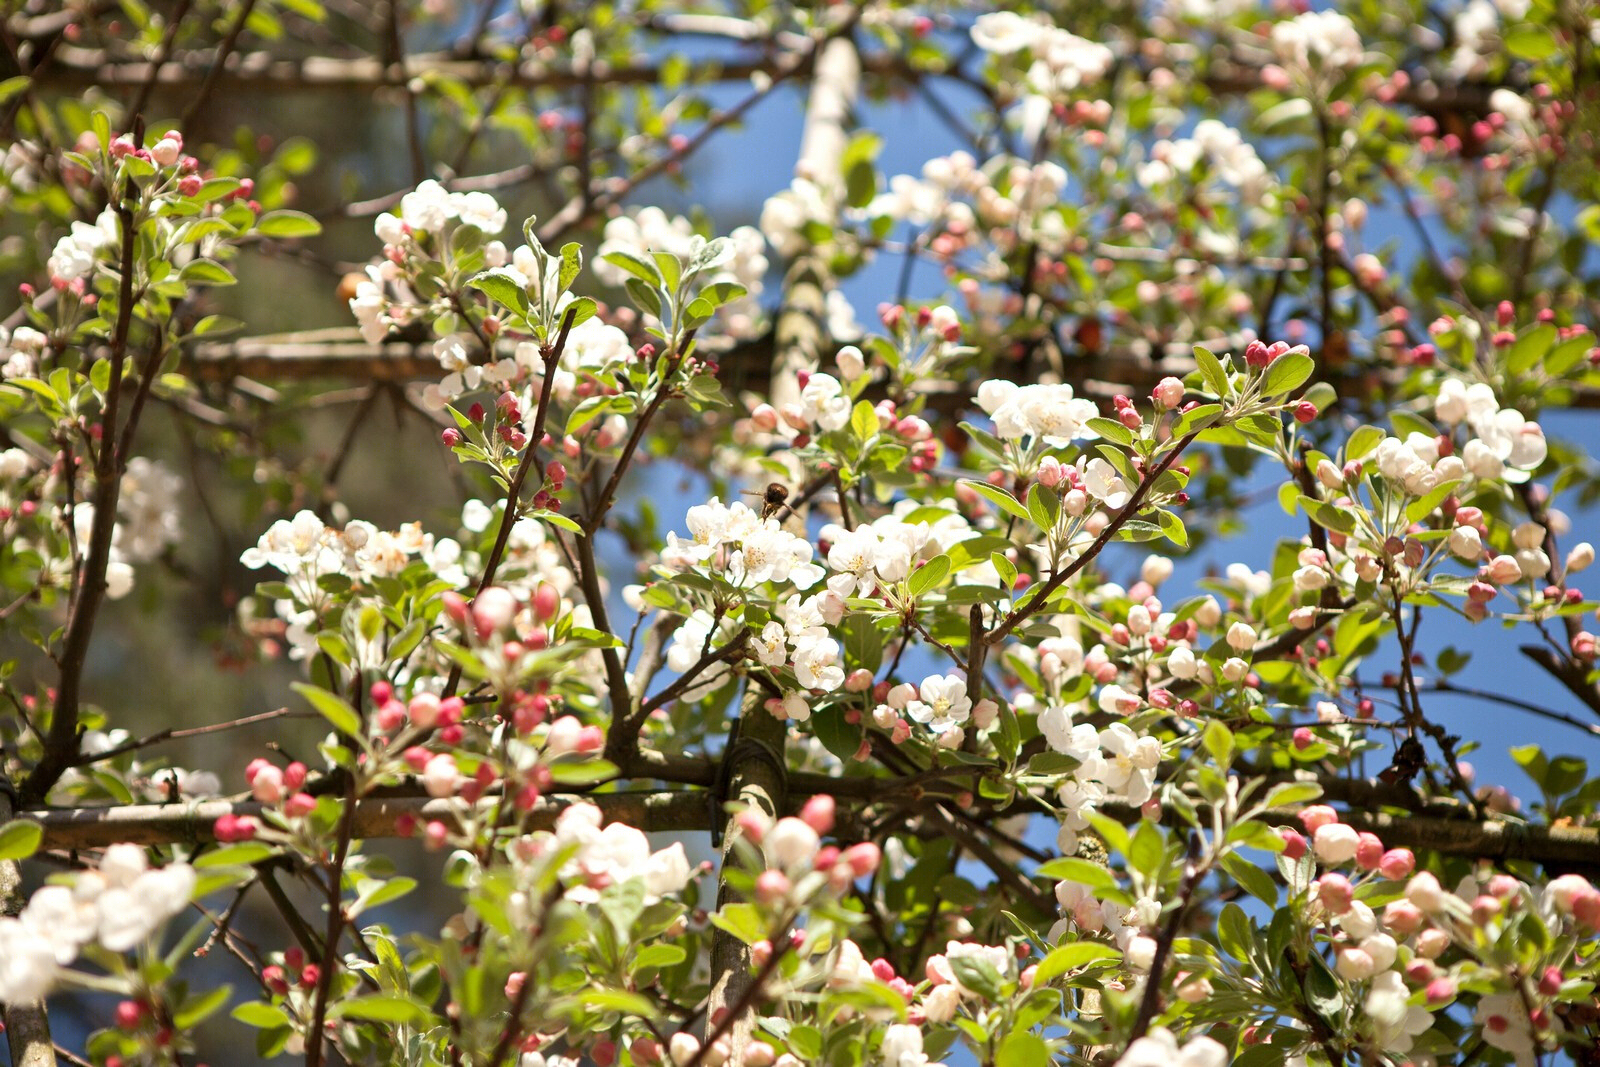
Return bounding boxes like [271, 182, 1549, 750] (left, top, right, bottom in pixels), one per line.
[30, 789, 712, 850]
[24, 761, 1600, 870]
[20, 40, 882, 95]
[18, 39, 1507, 122]
[179, 326, 1210, 405]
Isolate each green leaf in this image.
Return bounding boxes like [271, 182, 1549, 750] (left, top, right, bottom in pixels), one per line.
[961, 479, 1032, 523]
[602, 251, 661, 285]
[908, 554, 950, 597]
[174, 985, 233, 1029]
[291, 682, 362, 738]
[1217, 902, 1255, 964]
[579, 988, 658, 1018]
[192, 314, 245, 337]
[1261, 351, 1314, 396]
[558, 242, 583, 293]
[1026, 482, 1058, 533]
[1128, 820, 1165, 877]
[329, 994, 431, 1024]
[947, 955, 1005, 1000]
[1031, 940, 1120, 985]
[842, 130, 883, 209]
[1345, 424, 1383, 460]
[195, 842, 277, 868]
[178, 259, 238, 286]
[1504, 24, 1557, 60]
[1173, 402, 1223, 437]
[851, 399, 878, 443]
[1202, 719, 1234, 767]
[545, 759, 619, 785]
[995, 1033, 1050, 1067]
[352, 876, 418, 916]
[1086, 416, 1134, 445]
[0, 819, 43, 861]
[632, 944, 687, 971]
[255, 210, 322, 239]
[232, 1001, 291, 1028]
[1220, 851, 1278, 907]
[1299, 495, 1357, 536]
[1507, 323, 1556, 376]
[1034, 856, 1116, 891]
[708, 902, 767, 946]
[1262, 781, 1324, 809]
[1193, 345, 1230, 397]
[1305, 953, 1344, 1016]
[468, 268, 531, 315]
[0, 76, 31, 105]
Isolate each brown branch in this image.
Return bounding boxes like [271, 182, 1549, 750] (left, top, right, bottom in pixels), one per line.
[21, 168, 143, 806]
[126, 0, 195, 121]
[986, 430, 1200, 646]
[180, 0, 258, 130]
[583, 333, 694, 536]
[535, 17, 851, 245]
[20, 766, 1600, 869]
[440, 307, 576, 699]
[636, 633, 749, 721]
[66, 706, 302, 767]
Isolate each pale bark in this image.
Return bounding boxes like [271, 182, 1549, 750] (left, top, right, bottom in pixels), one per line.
[1, 776, 57, 1067]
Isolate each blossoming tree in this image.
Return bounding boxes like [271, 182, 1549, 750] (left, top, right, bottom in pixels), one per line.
[1, 1, 1599, 1066]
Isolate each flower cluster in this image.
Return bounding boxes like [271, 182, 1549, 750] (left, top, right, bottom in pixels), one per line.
[661, 498, 822, 590]
[1284, 805, 1600, 1061]
[593, 206, 768, 338]
[0, 845, 195, 1004]
[975, 380, 1099, 447]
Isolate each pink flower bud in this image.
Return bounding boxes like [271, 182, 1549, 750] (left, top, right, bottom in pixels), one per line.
[1153, 376, 1185, 407]
[842, 842, 881, 878]
[440, 590, 470, 624]
[1316, 873, 1354, 914]
[800, 794, 835, 834]
[1299, 805, 1339, 833]
[1414, 928, 1450, 958]
[1383, 899, 1424, 935]
[1278, 828, 1308, 859]
[532, 582, 561, 622]
[735, 809, 769, 844]
[409, 693, 441, 729]
[754, 869, 791, 904]
[472, 586, 518, 635]
[1354, 832, 1384, 870]
[1378, 848, 1415, 880]
[1312, 825, 1363, 870]
[1426, 977, 1457, 1005]
[545, 715, 583, 756]
[1406, 872, 1446, 912]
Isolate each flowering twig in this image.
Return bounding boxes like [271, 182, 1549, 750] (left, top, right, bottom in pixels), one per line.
[985, 430, 1200, 646]
[583, 331, 695, 537]
[22, 169, 145, 806]
[684, 923, 795, 1066]
[635, 632, 750, 722]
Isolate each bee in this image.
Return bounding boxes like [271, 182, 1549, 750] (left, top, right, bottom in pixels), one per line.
[742, 481, 791, 521]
